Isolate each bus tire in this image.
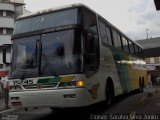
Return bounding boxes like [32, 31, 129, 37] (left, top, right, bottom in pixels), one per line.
[105, 79, 114, 106]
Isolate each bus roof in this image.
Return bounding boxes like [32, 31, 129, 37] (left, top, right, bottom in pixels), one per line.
[17, 3, 142, 49]
[17, 3, 94, 20]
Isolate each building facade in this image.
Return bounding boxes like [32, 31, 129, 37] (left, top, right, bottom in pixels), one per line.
[0, 0, 29, 75]
[136, 37, 160, 85]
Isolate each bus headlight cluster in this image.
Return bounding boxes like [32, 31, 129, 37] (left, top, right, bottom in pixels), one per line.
[58, 81, 76, 88]
[58, 80, 84, 88]
[10, 85, 22, 91]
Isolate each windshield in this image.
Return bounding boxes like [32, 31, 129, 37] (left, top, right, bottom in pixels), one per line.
[14, 8, 80, 35]
[11, 29, 82, 78]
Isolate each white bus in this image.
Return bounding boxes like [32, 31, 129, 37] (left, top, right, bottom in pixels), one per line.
[3, 4, 147, 110]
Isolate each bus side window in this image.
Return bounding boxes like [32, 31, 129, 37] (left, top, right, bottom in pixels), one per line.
[117, 34, 122, 50]
[138, 47, 141, 57]
[122, 36, 129, 53]
[105, 25, 112, 46]
[99, 20, 112, 46]
[141, 48, 144, 58]
[83, 8, 97, 33]
[112, 30, 123, 50]
[99, 21, 107, 45]
[128, 41, 135, 54]
[134, 45, 139, 57]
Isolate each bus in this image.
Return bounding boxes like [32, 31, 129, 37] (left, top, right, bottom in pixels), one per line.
[3, 4, 147, 109]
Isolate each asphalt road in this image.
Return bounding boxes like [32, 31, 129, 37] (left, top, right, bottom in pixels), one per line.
[1, 88, 160, 120]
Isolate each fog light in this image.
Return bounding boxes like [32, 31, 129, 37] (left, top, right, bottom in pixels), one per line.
[11, 101, 22, 106]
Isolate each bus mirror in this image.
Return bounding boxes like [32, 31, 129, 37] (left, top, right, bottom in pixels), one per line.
[3, 46, 7, 64]
[3, 45, 11, 64]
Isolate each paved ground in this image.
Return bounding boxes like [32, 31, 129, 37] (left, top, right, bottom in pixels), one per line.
[0, 98, 10, 112]
[106, 88, 160, 114]
[0, 97, 5, 111]
[0, 86, 160, 120]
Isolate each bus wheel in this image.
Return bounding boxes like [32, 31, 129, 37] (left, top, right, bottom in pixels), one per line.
[105, 80, 114, 106]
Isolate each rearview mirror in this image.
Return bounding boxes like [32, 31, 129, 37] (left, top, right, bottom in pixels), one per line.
[3, 44, 11, 64]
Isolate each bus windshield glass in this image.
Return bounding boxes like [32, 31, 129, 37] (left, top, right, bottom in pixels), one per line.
[14, 8, 80, 34]
[11, 29, 82, 78]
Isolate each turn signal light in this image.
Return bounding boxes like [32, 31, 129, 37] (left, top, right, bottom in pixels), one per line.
[76, 80, 84, 87]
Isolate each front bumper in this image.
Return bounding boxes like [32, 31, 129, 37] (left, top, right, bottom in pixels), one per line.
[9, 88, 93, 108]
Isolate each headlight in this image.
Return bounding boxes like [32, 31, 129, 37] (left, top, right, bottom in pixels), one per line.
[58, 80, 84, 88]
[58, 81, 76, 88]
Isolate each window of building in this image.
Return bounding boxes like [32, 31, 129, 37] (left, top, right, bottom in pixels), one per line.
[0, 10, 3, 16]
[0, 28, 3, 34]
[6, 11, 14, 17]
[150, 57, 155, 63]
[154, 57, 159, 63]
[0, 64, 3, 69]
[6, 28, 13, 34]
[145, 58, 150, 64]
[2, 10, 6, 17]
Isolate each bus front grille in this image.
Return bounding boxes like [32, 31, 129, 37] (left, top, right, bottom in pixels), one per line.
[23, 83, 58, 89]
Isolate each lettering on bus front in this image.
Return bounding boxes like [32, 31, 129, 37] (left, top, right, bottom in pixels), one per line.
[13, 79, 34, 85]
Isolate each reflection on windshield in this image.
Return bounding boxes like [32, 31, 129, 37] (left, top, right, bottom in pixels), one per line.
[16, 45, 26, 65]
[14, 8, 80, 35]
[11, 29, 82, 78]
